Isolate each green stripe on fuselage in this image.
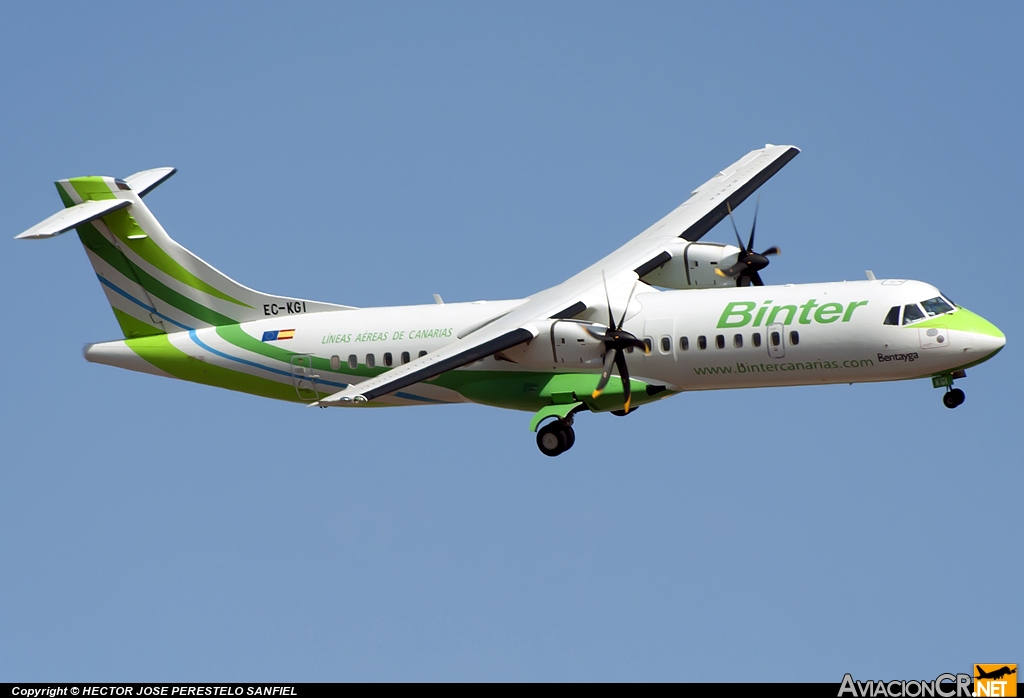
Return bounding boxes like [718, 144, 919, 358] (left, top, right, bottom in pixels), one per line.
[430, 369, 669, 413]
[129, 327, 666, 412]
[123, 333, 301, 402]
[211, 325, 668, 411]
[214, 324, 387, 380]
[916, 308, 1004, 338]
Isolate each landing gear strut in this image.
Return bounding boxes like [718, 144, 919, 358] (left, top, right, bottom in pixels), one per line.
[537, 419, 576, 457]
[943, 387, 965, 409]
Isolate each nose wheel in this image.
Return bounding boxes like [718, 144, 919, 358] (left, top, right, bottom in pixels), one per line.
[943, 388, 965, 409]
[537, 420, 576, 456]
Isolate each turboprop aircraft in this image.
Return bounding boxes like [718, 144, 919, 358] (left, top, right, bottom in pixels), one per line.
[16, 145, 1006, 456]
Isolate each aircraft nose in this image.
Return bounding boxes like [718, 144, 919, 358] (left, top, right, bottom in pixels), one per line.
[979, 324, 1006, 354]
[954, 309, 1005, 360]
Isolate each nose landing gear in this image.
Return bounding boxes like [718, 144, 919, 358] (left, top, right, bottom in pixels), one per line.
[536, 419, 576, 456]
[942, 387, 965, 409]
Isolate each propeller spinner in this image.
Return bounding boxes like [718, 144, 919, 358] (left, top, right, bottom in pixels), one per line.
[714, 198, 780, 287]
[584, 275, 649, 414]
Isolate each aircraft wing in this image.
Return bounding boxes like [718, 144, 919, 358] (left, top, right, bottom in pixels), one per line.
[318, 144, 799, 405]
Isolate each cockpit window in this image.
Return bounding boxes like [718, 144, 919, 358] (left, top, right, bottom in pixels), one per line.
[940, 292, 957, 307]
[883, 306, 900, 325]
[921, 296, 954, 317]
[902, 304, 925, 325]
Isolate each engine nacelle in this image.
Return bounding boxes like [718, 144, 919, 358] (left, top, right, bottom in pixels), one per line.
[499, 320, 607, 369]
[641, 241, 742, 289]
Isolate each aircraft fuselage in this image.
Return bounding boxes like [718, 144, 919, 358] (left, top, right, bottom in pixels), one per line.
[84, 278, 1005, 413]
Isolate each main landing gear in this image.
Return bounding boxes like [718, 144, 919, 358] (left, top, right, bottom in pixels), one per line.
[942, 387, 965, 409]
[537, 418, 576, 457]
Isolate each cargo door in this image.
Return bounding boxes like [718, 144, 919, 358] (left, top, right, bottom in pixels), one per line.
[290, 354, 320, 401]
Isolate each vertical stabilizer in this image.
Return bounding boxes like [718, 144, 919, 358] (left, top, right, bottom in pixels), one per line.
[16, 171, 354, 338]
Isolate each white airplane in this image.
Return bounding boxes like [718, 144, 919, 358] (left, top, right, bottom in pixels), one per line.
[16, 145, 1005, 456]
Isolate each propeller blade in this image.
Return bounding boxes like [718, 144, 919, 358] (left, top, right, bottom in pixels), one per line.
[716, 262, 748, 278]
[614, 349, 632, 413]
[617, 279, 640, 329]
[614, 333, 649, 354]
[760, 246, 780, 256]
[601, 270, 614, 328]
[749, 271, 765, 286]
[746, 195, 760, 252]
[725, 202, 745, 250]
[582, 324, 611, 341]
[591, 349, 618, 399]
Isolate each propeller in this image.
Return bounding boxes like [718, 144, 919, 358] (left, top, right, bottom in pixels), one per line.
[584, 273, 650, 414]
[714, 198, 780, 287]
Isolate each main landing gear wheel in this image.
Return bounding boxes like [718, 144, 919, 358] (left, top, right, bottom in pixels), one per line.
[537, 420, 575, 457]
[943, 388, 965, 409]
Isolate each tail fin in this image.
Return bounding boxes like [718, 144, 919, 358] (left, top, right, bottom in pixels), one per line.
[16, 170, 353, 338]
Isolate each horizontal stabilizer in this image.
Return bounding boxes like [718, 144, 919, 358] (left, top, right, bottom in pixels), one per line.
[15, 198, 131, 240]
[125, 167, 176, 197]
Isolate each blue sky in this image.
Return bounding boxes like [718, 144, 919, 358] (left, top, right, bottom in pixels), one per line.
[1, 1, 1020, 681]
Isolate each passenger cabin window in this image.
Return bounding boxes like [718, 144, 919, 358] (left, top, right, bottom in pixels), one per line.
[884, 306, 901, 325]
[330, 355, 341, 371]
[789, 330, 800, 345]
[698, 335, 707, 350]
[715, 335, 725, 349]
[383, 352, 393, 367]
[348, 354, 358, 369]
[752, 332, 761, 348]
[733, 334, 743, 348]
[643, 338, 653, 353]
[660, 336, 671, 353]
[680, 336, 689, 351]
[418, 350, 428, 358]
[902, 304, 925, 325]
[770, 331, 781, 347]
[401, 351, 411, 364]
[921, 297, 954, 316]
[366, 354, 375, 368]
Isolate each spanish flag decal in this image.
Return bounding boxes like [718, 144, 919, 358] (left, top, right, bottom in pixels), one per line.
[261, 329, 295, 341]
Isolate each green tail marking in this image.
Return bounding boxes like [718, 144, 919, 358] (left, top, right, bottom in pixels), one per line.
[65, 177, 250, 307]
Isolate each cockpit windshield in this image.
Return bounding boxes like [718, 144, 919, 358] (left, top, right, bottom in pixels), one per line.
[921, 296, 954, 317]
[902, 304, 925, 324]
[888, 296, 957, 326]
